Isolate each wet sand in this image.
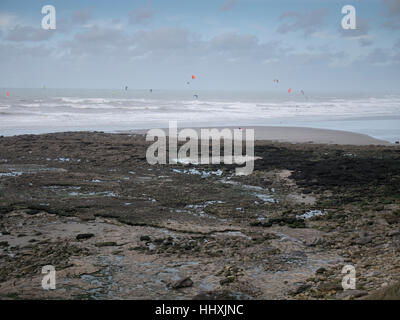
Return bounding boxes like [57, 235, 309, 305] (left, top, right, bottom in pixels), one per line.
[131, 126, 391, 145]
[0, 132, 399, 300]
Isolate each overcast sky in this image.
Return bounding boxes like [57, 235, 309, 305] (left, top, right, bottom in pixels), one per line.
[0, 0, 399, 93]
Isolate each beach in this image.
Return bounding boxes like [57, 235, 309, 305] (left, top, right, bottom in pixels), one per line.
[0, 131, 399, 299]
[132, 125, 391, 145]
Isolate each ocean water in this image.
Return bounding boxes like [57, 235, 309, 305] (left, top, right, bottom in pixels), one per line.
[0, 88, 399, 142]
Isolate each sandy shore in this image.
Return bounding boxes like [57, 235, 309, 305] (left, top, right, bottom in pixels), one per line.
[130, 126, 391, 145]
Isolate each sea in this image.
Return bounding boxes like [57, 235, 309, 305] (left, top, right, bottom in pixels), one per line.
[1, 88, 399, 143]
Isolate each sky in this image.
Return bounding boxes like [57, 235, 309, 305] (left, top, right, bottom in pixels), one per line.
[0, 0, 399, 93]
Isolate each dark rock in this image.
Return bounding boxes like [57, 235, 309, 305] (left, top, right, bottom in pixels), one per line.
[387, 230, 400, 237]
[95, 241, 117, 247]
[356, 237, 372, 245]
[362, 281, 400, 300]
[140, 235, 151, 242]
[76, 233, 94, 240]
[293, 283, 312, 294]
[193, 290, 251, 300]
[315, 267, 327, 274]
[220, 276, 235, 285]
[336, 289, 368, 299]
[318, 282, 343, 292]
[171, 277, 193, 289]
[25, 209, 41, 215]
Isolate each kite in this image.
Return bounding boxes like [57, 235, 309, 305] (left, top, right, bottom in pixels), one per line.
[6, 91, 10, 97]
[288, 88, 291, 94]
[192, 75, 196, 80]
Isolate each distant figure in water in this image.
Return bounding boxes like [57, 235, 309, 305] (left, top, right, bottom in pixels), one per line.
[193, 94, 198, 99]
[125, 86, 128, 91]
[149, 89, 153, 93]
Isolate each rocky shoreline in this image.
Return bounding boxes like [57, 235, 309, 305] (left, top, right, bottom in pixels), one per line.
[0, 132, 399, 299]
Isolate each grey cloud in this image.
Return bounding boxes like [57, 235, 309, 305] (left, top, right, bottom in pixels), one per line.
[384, 20, 400, 29]
[338, 17, 370, 38]
[359, 38, 373, 47]
[0, 43, 51, 60]
[7, 25, 54, 42]
[55, 18, 71, 34]
[287, 50, 348, 66]
[71, 8, 93, 25]
[61, 25, 284, 67]
[74, 26, 125, 44]
[219, 0, 238, 12]
[382, 0, 400, 29]
[382, 0, 400, 16]
[210, 32, 257, 52]
[0, 13, 16, 28]
[395, 39, 400, 50]
[62, 26, 128, 58]
[209, 32, 286, 64]
[361, 48, 391, 65]
[132, 27, 191, 51]
[129, 3, 155, 25]
[277, 8, 328, 36]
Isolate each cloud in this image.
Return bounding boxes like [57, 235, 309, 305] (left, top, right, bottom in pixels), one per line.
[131, 27, 194, 56]
[0, 43, 51, 60]
[129, 2, 155, 25]
[0, 13, 16, 28]
[71, 8, 93, 25]
[60, 25, 284, 66]
[356, 48, 400, 66]
[277, 8, 328, 37]
[382, 0, 400, 29]
[359, 38, 373, 47]
[219, 0, 238, 12]
[363, 48, 391, 64]
[74, 26, 124, 44]
[287, 50, 349, 67]
[338, 17, 370, 38]
[210, 32, 257, 52]
[338, 17, 372, 47]
[382, 0, 400, 16]
[7, 25, 54, 42]
[55, 18, 71, 34]
[61, 26, 129, 58]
